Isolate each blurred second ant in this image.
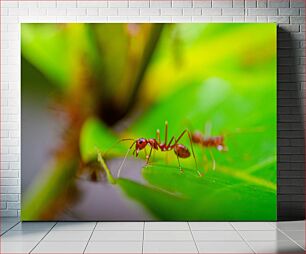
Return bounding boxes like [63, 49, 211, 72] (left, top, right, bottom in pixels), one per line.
[190, 123, 228, 171]
[190, 122, 264, 171]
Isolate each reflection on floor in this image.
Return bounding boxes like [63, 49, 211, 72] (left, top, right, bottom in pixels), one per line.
[1, 218, 304, 253]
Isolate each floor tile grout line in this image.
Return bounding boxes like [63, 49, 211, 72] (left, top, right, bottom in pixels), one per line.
[83, 222, 97, 254]
[29, 222, 57, 254]
[79, 240, 255, 242]
[229, 222, 256, 254]
[187, 222, 199, 254]
[0, 221, 20, 236]
[268, 222, 277, 229]
[274, 229, 305, 231]
[276, 227, 305, 250]
[142, 222, 145, 254]
[140, 229, 192, 231]
[94, 229, 189, 231]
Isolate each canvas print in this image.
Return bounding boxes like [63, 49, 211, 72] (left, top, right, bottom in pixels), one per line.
[21, 23, 277, 221]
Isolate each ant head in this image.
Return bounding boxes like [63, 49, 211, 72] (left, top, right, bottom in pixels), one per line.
[192, 131, 202, 143]
[136, 138, 147, 149]
[135, 138, 147, 156]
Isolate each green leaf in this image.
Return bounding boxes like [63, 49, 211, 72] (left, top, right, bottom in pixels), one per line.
[117, 178, 189, 220]
[120, 25, 277, 220]
[120, 78, 276, 220]
[21, 24, 71, 88]
[21, 24, 98, 90]
[128, 78, 276, 175]
[118, 163, 276, 220]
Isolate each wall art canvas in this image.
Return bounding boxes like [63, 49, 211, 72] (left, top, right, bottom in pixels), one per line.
[21, 23, 277, 221]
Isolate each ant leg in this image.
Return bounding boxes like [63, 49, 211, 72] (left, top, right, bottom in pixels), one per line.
[151, 148, 156, 163]
[164, 121, 168, 145]
[175, 154, 184, 174]
[174, 129, 187, 144]
[156, 129, 161, 143]
[187, 131, 202, 177]
[168, 136, 174, 147]
[146, 147, 153, 165]
[201, 148, 209, 173]
[174, 129, 202, 177]
[199, 148, 208, 173]
[117, 141, 136, 178]
[208, 149, 216, 171]
[144, 147, 147, 158]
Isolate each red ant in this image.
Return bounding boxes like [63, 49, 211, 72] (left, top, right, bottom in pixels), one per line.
[190, 123, 263, 171]
[190, 123, 228, 171]
[192, 132, 227, 151]
[117, 121, 202, 177]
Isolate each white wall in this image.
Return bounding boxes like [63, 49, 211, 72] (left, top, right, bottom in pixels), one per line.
[1, 0, 305, 217]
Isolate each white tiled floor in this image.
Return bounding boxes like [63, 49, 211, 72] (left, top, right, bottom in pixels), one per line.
[43, 230, 92, 241]
[192, 230, 243, 241]
[91, 230, 143, 241]
[86, 241, 142, 253]
[144, 230, 194, 241]
[143, 241, 198, 253]
[0, 219, 304, 253]
[196, 241, 252, 253]
[32, 241, 88, 254]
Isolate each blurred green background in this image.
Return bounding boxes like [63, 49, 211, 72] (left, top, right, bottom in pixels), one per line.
[21, 23, 277, 221]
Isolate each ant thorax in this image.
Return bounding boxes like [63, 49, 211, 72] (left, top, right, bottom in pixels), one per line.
[148, 138, 158, 149]
[136, 138, 159, 152]
[158, 143, 167, 151]
[118, 122, 202, 177]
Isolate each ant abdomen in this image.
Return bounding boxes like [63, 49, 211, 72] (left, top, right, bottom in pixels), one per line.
[202, 136, 224, 148]
[174, 144, 191, 158]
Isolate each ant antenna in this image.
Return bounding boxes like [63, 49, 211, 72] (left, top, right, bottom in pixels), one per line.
[204, 122, 212, 138]
[103, 138, 135, 157]
[117, 140, 136, 178]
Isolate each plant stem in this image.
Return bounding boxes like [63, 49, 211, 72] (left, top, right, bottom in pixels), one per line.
[97, 150, 116, 184]
[125, 24, 164, 115]
[21, 160, 78, 220]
